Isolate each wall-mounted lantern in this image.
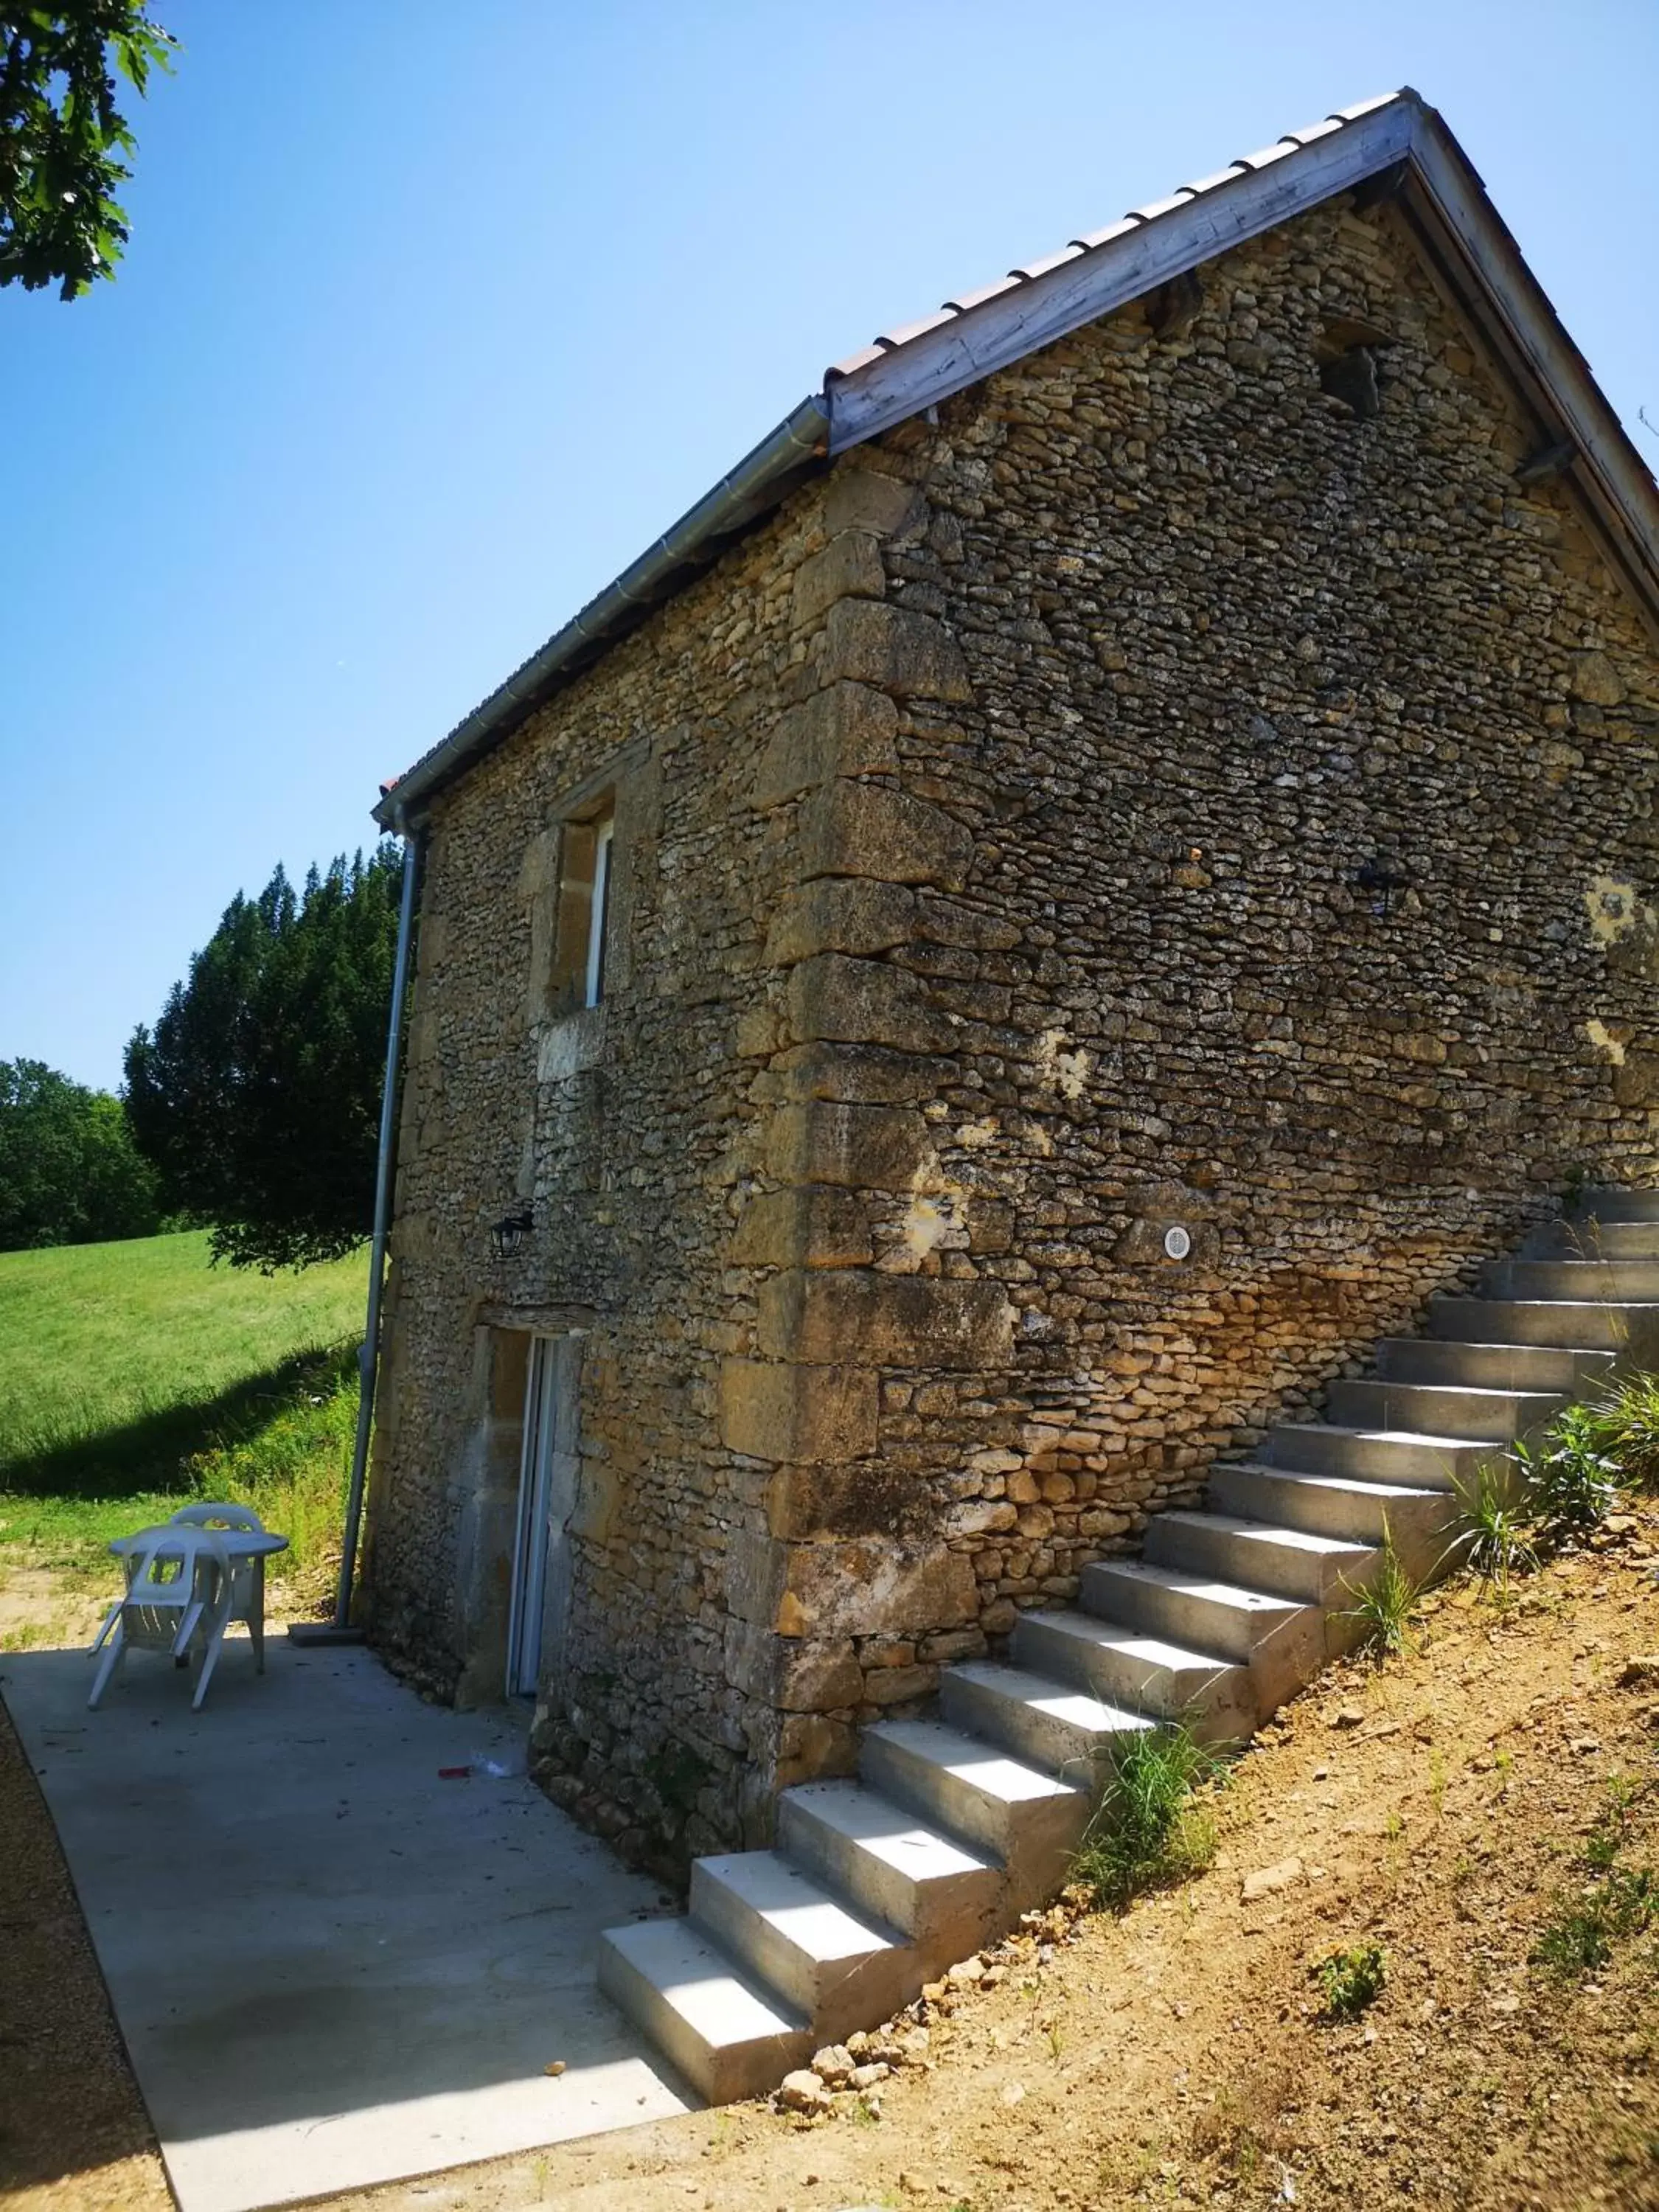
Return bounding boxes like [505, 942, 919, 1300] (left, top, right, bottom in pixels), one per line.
[490, 1207, 534, 1259]
[1357, 855, 1413, 917]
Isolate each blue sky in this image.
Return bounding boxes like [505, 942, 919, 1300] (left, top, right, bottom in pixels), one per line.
[4, 0, 1657, 1089]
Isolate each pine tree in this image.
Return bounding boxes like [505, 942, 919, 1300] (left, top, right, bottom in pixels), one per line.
[125, 844, 404, 1270]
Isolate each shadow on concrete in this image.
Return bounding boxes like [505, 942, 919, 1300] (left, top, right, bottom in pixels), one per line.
[1, 1642, 692, 2212]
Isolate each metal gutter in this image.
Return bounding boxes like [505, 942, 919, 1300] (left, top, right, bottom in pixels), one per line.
[373, 394, 831, 826]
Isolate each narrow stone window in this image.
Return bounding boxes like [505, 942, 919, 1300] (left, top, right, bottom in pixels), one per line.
[549, 799, 615, 1015]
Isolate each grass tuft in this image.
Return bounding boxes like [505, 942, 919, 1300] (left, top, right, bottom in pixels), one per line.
[1453, 1468, 1540, 1607]
[1340, 1534, 1419, 1659]
[1073, 1722, 1224, 1913]
[1312, 1943, 1387, 2020]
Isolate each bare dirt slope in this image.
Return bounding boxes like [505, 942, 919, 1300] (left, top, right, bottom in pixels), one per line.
[4, 1513, 1657, 2212]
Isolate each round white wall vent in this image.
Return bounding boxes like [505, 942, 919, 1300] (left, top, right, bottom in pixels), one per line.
[1164, 1224, 1192, 1261]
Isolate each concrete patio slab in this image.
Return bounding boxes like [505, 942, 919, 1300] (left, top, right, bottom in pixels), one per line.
[1, 1638, 693, 2212]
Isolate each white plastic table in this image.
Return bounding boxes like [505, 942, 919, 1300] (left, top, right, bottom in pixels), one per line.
[108, 1526, 289, 1664]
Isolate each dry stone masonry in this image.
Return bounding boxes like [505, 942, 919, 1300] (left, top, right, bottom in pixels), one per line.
[363, 179, 1659, 1877]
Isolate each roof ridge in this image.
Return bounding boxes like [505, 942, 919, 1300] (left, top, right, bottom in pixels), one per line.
[825, 91, 1411, 382]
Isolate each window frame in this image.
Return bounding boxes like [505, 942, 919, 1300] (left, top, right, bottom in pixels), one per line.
[582, 814, 614, 1009]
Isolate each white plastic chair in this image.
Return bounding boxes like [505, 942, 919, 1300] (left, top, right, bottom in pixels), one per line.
[88, 1526, 233, 1711]
[169, 1503, 268, 1674]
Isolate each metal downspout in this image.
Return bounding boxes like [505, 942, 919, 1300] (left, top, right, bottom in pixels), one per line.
[316, 827, 421, 1637]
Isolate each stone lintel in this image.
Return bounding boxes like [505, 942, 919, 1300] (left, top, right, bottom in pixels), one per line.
[758, 1269, 1015, 1368]
[719, 1357, 879, 1463]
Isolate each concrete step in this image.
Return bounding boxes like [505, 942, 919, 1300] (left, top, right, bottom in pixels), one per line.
[1079, 1558, 1326, 1712]
[1262, 1422, 1488, 1488]
[1077, 1557, 1312, 1663]
[596, 1916, 811, 2105]
[860, 1717, 1092, 1910]
[1208, 1462, 1458, 1573]
[1429, 1296, 1659, 1356]
[1495, 1258, 1659, 1301]
[1570, 1188, 1659, 1222]
[1534, 1219, 1659, 1260]
[689, 1851, 914, 2046]
[1011, 1608, 1256, 1742]
[939, 1660, 1154, 1785]
[776, 1780, 1004, 1960]
[1144, 1507, 1375, 1605]
[1325, 1377, 1566, 1443]
[1374, 1337, 1615, 1393]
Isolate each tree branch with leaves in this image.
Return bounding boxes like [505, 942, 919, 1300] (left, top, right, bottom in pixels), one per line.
[1, 3, 176, 299]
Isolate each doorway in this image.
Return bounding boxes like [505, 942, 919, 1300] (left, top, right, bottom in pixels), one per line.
[505, 1334, 580, 1700]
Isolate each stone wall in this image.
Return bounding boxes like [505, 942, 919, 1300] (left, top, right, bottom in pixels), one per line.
[737, 189, 1659, 1752]
[362, 479, 843, 1862]
[365, 180, 1659, 1871]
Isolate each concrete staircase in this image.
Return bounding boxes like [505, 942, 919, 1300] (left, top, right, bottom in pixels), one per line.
[597, 1192, 1659, 2101]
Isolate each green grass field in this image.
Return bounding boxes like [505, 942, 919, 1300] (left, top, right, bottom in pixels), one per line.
[0, 1231, 367, 1613]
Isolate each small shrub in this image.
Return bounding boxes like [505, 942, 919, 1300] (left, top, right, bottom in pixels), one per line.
[1340, 1534, 1418, 1658]
[1531, 1867, 1657, 1977]
[1583, 1372, 1659, 1493]
[1453, 1469, 1540, 1606]
[1313, 1942, 1387, 2020]
[1073, 1722, 1223, 1912]
[1514, 1405, 1621, 1541]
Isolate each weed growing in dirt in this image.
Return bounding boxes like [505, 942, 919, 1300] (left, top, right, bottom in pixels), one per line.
[1453, 1468, 1540, 1605]
[1313, 1943, 1387, 2020]
[1533, 1776, 1658, 1977]
[1585, 1777, 1652, 1872]
[1531, 1866, 1657, 1976]
[1340, 1534, 1419, 1658]
[1073, 1722, 1223, 1912]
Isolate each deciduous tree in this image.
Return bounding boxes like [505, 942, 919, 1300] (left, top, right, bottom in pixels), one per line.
[1, 3, 176, 299]
[0, 1058, 161, 1249]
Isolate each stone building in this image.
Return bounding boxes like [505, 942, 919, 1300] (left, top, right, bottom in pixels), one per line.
[361, 89, 1659, 1871]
